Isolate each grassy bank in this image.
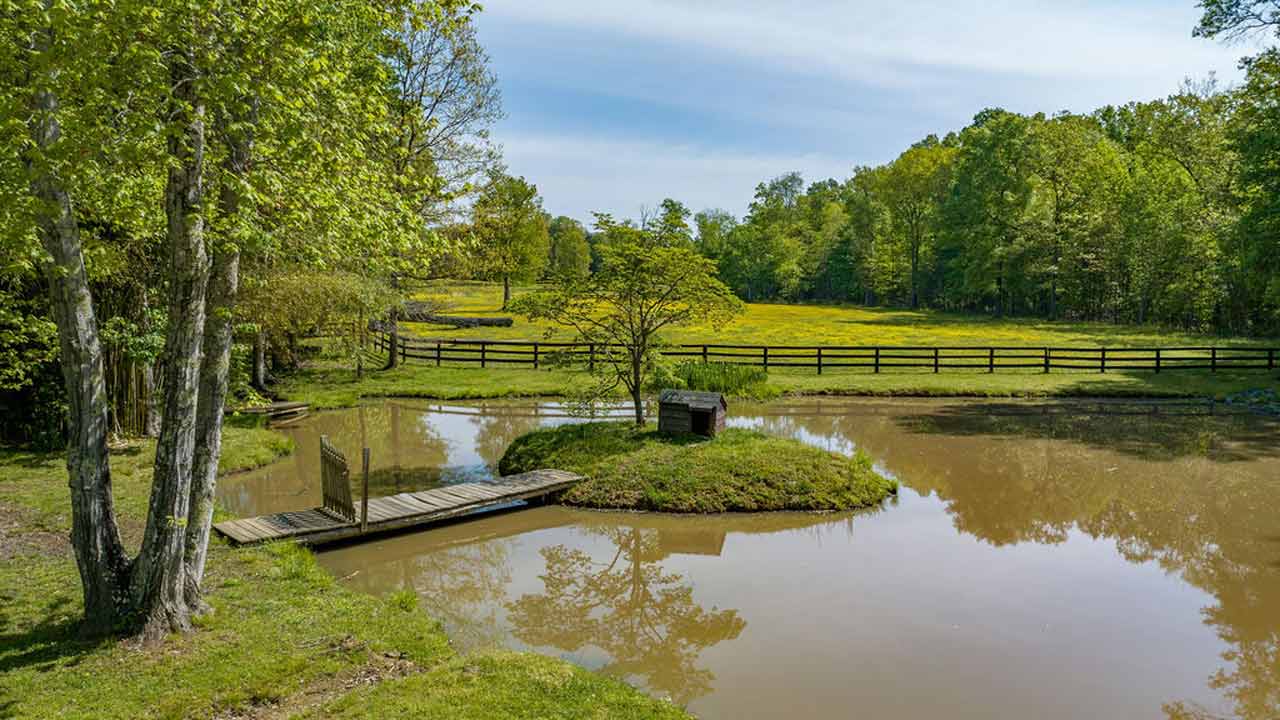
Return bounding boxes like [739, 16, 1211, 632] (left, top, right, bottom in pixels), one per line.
[499, 422, 897, 513]
[277, 353, 1280, 411]
[0, 429, 686, 719]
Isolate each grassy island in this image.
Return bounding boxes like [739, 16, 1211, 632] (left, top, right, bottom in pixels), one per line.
[499, 422, 898, 513]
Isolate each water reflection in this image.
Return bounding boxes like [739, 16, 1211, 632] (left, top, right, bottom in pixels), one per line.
[507, 523, 746, 705]
[220, 398, 1280, 719]
[730, 399, 1280, 719]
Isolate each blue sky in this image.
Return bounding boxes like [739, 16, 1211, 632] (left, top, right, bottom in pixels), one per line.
[474, 1, 1252, 224]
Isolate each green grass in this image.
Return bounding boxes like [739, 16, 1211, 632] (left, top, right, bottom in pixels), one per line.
[0, 430, 687, 718]
[277, 352, 1280, 411]
[498, 422, 898, 513]
[299, 651, 689, 720]
[668, 361, 776, 398]
[277, 358, 584, 409]
[409, 280, 1280, 348]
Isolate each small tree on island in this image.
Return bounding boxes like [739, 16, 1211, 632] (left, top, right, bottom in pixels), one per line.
[512, 241, 742, 426]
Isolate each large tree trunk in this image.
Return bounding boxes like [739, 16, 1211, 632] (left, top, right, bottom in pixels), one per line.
[131, 51, 210, 639]
[27, 80, 131, 635]
[185, 104, 252, 606]
[184, 246, 238, 607]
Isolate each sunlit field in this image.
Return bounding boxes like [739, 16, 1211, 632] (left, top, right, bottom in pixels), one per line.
[409, 281, 1276, 348]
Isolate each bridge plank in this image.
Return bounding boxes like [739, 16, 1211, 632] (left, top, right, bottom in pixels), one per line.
[214, 470, 582, 547]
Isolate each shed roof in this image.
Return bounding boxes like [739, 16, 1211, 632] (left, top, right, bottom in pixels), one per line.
[658, 389, 727, 410]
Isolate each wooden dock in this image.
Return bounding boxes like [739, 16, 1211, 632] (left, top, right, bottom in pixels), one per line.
[214, 468, 582, 547]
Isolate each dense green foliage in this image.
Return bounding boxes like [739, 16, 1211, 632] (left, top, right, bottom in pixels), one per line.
[694, 89, 1270, 333]
[499, 422, 897, 513]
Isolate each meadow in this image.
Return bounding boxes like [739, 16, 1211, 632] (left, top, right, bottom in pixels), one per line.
[409, 281, 1279, 348]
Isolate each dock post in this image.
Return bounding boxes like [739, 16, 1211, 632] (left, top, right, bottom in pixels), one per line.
[361, 448, 370, 533]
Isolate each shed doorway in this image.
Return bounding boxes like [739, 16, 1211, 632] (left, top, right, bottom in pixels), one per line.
[690, 409, 713, 436]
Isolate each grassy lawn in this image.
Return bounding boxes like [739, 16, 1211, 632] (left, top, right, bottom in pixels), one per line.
[0, 428, 686, 719]
[277, 352, 1280, 410]
[410, 280, 1280, 348]
[498, 422, 897, 513]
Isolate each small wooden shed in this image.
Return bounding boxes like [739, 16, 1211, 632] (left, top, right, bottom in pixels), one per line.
[658, 389, 727, 437]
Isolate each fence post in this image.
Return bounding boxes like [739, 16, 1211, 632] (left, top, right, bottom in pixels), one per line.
[360, 447, 370, 534]
[1100, 348, 1106, 374]
[1211, 347, 1217, 373]
[1270, 348, 1275, 371]
[533, 342, 539, 370]
[481, 341, 487, 369]
[817, 347, 823, 375]
[589, 343, 596, 371]
[1043, 347, 1049, 374]
[1155, 348, 1161, 374]
[988, 348, 995, 374]
[399, 335, 406, 364]
[933, 347, 939, 374]
[436, 341, 442, 367]
[762, 346, 769, 369]
[874, 347, 880, 374]
[702, 345, 708, 364]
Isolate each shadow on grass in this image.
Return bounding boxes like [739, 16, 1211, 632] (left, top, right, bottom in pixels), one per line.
[894, 400, 1280, 462]
[0, 595, 106, 678]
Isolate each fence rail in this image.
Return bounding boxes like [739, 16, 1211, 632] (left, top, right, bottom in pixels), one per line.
[364, 331, 1279, 375]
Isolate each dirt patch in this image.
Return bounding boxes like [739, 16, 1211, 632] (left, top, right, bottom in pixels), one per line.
[0, 501, 70, 560]
[213, 636, 421, 720]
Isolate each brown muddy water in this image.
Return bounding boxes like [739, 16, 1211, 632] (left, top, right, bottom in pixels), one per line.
[219, 398, 1280, 719]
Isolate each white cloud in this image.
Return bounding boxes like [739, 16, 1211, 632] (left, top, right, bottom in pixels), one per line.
[481, 1, 1260, 222]
[501, 133, 855, 223]
[486, 0, 1248, 92]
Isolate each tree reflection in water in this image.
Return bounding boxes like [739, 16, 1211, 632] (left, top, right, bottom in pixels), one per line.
[506, 524, 746, 706]
[734, 400, 1280, 720]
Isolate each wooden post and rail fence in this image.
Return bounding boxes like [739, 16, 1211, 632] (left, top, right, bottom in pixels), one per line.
[362, 330, 1280, 375]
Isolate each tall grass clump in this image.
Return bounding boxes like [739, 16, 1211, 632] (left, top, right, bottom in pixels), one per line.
[674, 362, 775, 398]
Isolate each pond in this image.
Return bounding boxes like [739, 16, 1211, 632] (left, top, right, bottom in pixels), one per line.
[220, 398, 1280, 719]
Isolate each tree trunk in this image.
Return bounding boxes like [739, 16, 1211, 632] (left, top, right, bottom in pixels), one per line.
[252, 328, 268, 390]
[384, 274, 400, 370]
[184, 246, 238, 607]
[184, 98, 253, 606]
[910, 238, 920, 310]
[141, 295, 162, 438]
[131, 51, 209, 639]
[502, 274, 511, 310]
[631, 355, 644, 426]
[27, 79, 131, 635]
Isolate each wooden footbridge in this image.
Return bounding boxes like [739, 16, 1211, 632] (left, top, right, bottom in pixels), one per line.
[214, 436, 581, 547]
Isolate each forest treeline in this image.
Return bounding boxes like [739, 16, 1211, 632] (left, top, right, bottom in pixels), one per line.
[458, 69, 1279, 338]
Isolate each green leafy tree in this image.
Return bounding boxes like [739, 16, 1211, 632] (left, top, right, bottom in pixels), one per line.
[512, 240, 742, 425]
[471, 172, 550, 309]
[2, 0, 463, 638]
[1195, 0, 1280, 40]
[546, 215, 591, 278]
[876, 144, 956, 308]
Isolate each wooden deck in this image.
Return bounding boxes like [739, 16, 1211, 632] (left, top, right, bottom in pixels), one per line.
[214, 469, 582, 547]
